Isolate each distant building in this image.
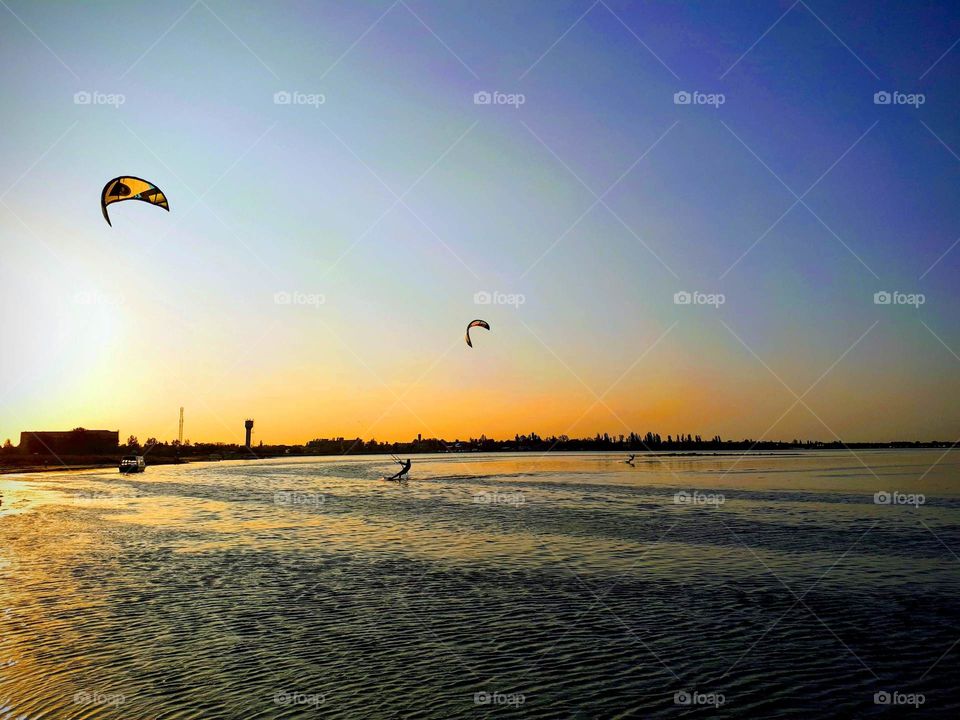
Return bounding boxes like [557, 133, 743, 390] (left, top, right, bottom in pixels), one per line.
[19, 428, 119, 455]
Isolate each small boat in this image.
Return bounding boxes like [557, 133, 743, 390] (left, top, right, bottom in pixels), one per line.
[119, 455, 146, 473]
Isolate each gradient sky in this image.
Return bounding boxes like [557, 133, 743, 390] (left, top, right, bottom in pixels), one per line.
[2, 0, 959, 445]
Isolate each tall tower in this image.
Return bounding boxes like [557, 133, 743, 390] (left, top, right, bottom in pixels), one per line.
[244, 419, 254, 449]
[175, 406, 185, 459]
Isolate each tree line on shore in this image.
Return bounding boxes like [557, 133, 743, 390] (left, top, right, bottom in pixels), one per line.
[3, 431, 953, 466]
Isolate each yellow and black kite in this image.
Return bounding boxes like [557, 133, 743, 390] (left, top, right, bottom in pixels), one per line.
[101, 176, 169, 226]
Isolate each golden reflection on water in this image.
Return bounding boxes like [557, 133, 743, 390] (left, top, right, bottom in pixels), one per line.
[1, 451, 959, 718]
[3, 450, 959, 567]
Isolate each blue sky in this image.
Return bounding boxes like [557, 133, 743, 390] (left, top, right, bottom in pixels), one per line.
[1, 0, 959, 443]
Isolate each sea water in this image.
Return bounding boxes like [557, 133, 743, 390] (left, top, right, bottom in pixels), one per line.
[0, 451, 957, 718]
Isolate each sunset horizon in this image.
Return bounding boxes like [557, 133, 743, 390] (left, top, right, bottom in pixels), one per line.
[3, 1, 960, 449]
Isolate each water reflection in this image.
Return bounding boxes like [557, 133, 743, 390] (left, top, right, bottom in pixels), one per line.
[1, 451, 958, 718]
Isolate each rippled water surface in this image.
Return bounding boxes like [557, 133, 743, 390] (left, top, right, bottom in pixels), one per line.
[1, 451, 959, 718]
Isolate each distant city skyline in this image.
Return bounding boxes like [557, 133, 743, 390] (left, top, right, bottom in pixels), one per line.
[4, 420, 956, 450]
[2, 1, 959, 445]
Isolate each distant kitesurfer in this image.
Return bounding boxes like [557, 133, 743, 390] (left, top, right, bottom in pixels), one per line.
[388, 457, 412, 481]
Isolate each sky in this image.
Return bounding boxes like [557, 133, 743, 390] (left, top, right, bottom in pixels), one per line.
[1, 0, 959, 445]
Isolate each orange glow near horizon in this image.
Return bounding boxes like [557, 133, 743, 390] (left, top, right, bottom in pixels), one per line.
[6, 323, 958, 446]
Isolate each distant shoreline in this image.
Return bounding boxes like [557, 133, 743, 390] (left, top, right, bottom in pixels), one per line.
[1, 444, 956, 476]
[0, 456, 192, 476]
